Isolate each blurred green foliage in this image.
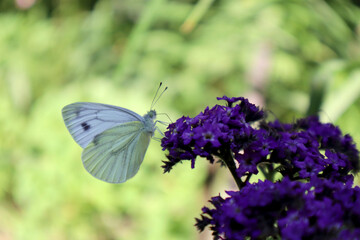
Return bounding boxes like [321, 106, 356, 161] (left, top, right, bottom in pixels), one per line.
[1, 0, 360, 239]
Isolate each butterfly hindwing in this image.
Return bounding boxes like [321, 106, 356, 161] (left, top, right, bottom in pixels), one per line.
[81, 121, 152, 183]
[62, 102, 143, 148]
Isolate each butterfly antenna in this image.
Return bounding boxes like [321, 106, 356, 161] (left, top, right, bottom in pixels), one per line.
[152, 86, 168, 109]
[151, 83, 168, 109]
[151, 82, 163, 110]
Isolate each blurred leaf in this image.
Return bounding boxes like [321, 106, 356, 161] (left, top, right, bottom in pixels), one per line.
[307, 60, 345, 116]
[321, 69, 360, 122]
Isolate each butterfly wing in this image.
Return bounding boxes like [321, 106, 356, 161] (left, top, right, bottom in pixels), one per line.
[62, 102, 143, 148]
[81, 121, 152, 183]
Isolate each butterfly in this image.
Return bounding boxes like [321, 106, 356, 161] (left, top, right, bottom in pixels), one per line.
[62, 84, 167, 183]
[62, 102, 158, 183]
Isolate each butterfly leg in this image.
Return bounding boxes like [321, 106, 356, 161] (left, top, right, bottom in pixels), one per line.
[155, 120, 170, 126]
[155, 126, 165, 137]
[156, 113, 173, 123]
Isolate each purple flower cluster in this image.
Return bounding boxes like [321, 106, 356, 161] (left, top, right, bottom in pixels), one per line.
[196, 178, 360, 240]
[161, 97, 359, 183]
[161, 96, 264, 173]
[262, 116, 359, 182]
[161, 96, 360, 239]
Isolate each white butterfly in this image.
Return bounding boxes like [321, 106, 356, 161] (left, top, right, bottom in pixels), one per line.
[62, 102, 157, 183]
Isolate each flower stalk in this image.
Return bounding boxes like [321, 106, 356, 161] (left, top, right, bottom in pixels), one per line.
[220, 148, 243, 189]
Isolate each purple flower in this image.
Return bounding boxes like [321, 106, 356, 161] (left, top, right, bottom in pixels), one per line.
[161, 97, 265, 174]
[261, 116, 359, 182]
[297, 116, 360, 172]
[196, 178, 360, 239]
[162, 96, 359, 185]
[162, 96, 360, 240]
[193, 123, 223, 148]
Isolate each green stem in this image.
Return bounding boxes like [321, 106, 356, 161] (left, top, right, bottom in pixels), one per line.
[222, 149, 243, 190]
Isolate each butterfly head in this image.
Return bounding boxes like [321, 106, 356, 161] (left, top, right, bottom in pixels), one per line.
[144, 110, 157, 121]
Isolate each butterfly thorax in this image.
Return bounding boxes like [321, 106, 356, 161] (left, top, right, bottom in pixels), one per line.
[143, 110, 157, 134]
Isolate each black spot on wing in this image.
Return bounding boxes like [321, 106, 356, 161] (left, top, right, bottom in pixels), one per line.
[81, 122, 91, 131]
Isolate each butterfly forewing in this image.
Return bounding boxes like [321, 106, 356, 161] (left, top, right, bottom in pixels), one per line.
[62, 102, 143, 148]
[81, 121, 152, 183]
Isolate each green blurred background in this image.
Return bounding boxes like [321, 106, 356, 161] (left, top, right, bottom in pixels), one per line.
[1, 0, 360, 239]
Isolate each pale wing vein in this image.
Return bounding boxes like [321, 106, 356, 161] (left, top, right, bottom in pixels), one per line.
[81, 122, 151, 183]
[62, 102, 144, 148]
